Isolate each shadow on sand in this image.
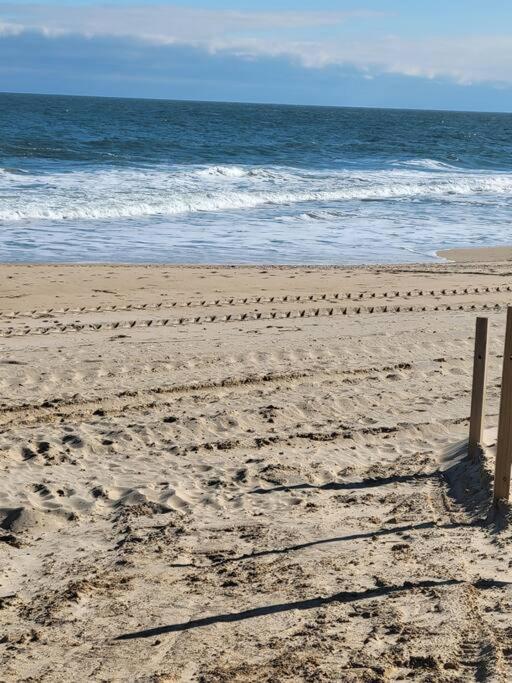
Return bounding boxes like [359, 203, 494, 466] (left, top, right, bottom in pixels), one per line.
[116, 441, 508, 641]
[116, 577, 509, 640]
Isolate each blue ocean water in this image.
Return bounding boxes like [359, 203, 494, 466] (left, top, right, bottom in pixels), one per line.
[1, 92, 512, 263]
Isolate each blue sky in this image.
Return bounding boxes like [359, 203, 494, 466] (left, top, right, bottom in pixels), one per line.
[2, 1, 512, 111]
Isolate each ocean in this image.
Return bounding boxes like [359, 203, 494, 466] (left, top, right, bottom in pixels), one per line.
[1, 92, 512, 264]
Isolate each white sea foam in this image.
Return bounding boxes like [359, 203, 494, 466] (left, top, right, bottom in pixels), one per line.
[396, 158, 463, 172]
[195, 165, 248, 178]
[2, 163, 512, 222]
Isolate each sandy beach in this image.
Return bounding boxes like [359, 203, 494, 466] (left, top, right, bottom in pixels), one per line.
[1, 253, 512, 681]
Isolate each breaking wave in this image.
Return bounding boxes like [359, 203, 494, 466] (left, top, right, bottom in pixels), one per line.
[2, 163, 512, 222]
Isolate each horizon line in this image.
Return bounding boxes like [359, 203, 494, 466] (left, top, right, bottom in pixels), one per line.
[1, 90, 510, 117]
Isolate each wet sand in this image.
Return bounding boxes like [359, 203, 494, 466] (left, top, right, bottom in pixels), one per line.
[438, 245, 512, 263]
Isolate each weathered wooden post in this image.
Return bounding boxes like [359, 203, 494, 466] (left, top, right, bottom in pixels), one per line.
[468, 317, 489, 459]
[494, 306, 512, 502]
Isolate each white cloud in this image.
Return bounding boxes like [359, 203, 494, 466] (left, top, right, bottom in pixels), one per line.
[226, 34, 512, 86]
[0, 19, 25, 36]
[1, 3, 511, 86]
[0, 4, 382, 42]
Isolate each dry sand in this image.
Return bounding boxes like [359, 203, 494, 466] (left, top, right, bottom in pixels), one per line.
[1, 256, 512, 681]
[438, 245, 512, 264]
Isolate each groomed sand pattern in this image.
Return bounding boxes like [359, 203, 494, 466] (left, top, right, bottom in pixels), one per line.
[1, 261, 512, 681]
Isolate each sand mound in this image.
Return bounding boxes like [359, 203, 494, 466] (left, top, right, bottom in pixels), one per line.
[0, 506, 74, 534]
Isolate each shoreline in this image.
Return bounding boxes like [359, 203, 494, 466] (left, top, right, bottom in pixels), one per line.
[1, 244, 512, 270]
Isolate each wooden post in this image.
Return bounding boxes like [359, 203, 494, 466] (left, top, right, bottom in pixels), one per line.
[494, 306, 512, 501]
[469, 317, 489, 459]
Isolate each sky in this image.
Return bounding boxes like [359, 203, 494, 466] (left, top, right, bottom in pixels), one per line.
[1, 1, 512, 111]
